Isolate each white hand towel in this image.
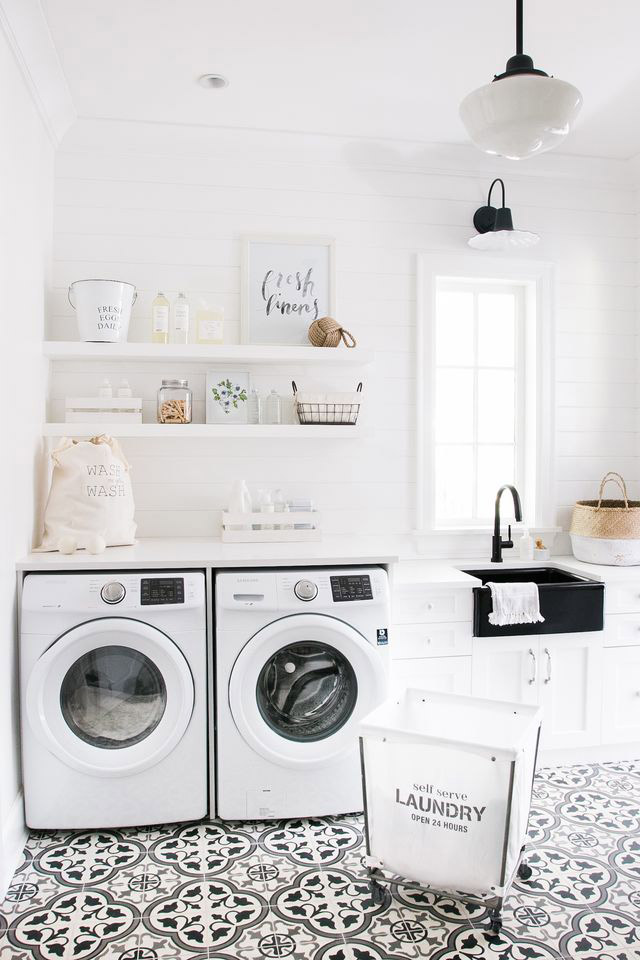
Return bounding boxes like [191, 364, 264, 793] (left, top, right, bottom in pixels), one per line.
[486, 581, 545, 627]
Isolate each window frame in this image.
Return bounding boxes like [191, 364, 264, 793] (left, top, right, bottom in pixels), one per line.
[416, 254, 555, 537]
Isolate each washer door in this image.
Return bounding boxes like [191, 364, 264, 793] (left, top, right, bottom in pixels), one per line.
[27, 618, 195, 777]
[229, 614, 386, 768]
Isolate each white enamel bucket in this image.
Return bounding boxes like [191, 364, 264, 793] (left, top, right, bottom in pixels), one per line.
[69, 279, 137, 342]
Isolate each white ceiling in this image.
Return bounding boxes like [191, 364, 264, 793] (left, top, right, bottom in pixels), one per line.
[41, 0, 640, 159]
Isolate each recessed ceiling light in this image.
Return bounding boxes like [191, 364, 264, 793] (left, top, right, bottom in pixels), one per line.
[198, 74, 229, 90]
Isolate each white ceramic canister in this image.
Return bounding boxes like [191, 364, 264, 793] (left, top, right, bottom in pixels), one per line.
[68, 279, 137, 342]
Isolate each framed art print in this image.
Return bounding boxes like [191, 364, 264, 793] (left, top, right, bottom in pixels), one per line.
[241, 235, 335, 345]
[206, 370, 250, 424]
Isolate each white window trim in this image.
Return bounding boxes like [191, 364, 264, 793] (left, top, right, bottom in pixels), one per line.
[416, 253, 555, 540]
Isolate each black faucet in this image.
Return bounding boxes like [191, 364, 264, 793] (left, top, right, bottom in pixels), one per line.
[491, 485, 523, 563]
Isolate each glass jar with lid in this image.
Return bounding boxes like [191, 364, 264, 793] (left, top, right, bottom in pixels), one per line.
[157, 379, 192, 423]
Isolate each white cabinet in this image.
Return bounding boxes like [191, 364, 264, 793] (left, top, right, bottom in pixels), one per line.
[602, 646, 640, 743]
[472, 634, 603, 750]
[471, 637, 539, 706]
[391, 656, 472, 696]
[538, 635, 602, 750]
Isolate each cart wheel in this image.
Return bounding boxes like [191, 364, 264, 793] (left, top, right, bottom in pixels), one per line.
[369, 880, 385, 905]
[487, 910, 502, 935]
[517, 862, 533, 881]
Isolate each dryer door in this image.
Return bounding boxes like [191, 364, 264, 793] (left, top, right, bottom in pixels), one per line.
[229, 613, 386, 768]
[26, 618, 195, 777]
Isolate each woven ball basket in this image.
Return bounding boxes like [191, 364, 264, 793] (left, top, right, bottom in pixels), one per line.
[570, 472, 640, 540]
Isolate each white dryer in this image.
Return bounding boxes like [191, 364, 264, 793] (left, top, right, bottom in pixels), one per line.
[20, 571, 207, 829]
[215, 566, 390, 820]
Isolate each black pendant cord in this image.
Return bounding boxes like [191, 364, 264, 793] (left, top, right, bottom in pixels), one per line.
[487, 178, 506, 209]
[516, 0, 523, 56]
[493, 0, 548, 81]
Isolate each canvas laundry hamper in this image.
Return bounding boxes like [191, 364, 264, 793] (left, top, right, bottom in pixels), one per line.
[570, 472, 640, 565]
[359, 689, 541, 934]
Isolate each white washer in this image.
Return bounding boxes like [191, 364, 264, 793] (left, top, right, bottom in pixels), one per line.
[20, 571, 207, 829]
[215, 566, 390, 820]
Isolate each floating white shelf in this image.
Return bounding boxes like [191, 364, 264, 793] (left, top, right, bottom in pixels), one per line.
[42, 423, 362, 439]
[42, 341, 374, 366]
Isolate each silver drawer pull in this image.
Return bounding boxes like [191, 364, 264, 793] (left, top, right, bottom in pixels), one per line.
[544, 647, 552, 684]
[528, 648, 537, 685]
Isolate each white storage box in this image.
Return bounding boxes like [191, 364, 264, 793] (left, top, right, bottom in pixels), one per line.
[65, 397, 143, 424]
[359, 689, 541, 929]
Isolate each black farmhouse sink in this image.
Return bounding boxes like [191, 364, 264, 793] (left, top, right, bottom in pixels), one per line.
[462, 566, 604, 637]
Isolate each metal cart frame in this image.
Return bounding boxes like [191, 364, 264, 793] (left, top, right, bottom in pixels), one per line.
[358, 725, 540, 935]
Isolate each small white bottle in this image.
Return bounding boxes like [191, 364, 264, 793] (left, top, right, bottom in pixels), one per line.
[257, 489, 274, 530]
[151, 291, 170, 344]
[98, 378, 112, 398]
[266, 390, 282, 425]
[117, 379, 132, 398]
[519, 528, 534, 561]
[228, 479, 251, 531]
[273, 488, 286, 529]
[247, 389, 262, 425]
[172, 292, 190, 344]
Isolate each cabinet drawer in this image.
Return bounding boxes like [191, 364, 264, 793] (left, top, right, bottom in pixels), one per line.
[392, 588, 473, 624]
[391, 622, 472, 660]
[602, 645, 640, 744]
[605, 583, 640, 614]
[603, 613, 640, 647]
[391, 656, 472, 696]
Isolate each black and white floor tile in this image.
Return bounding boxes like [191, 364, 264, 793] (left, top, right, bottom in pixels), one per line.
[1, 761, 638, 959]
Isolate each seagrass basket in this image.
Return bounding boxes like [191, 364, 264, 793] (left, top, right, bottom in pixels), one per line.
[570, 472, 640, 565]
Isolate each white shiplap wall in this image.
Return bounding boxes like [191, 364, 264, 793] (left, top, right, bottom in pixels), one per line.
[49, 120, 639, 551]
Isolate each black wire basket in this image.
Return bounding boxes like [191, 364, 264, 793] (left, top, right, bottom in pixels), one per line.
[292, 381, 362, 425]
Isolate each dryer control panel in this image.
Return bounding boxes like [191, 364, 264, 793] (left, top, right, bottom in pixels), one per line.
[216, 566, 389, 613]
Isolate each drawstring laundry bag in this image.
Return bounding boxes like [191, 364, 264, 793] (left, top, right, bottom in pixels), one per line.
[37, 435, 136, 553]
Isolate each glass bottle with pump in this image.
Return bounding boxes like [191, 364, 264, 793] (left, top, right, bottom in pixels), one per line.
[151, 291, 170, 344]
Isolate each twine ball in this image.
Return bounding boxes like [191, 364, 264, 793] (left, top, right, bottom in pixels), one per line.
[308, 316, 357, 349]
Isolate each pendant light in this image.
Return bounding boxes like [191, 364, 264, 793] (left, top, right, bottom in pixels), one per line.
[468, 178, 539, 250]
[459, 0, 582, 160]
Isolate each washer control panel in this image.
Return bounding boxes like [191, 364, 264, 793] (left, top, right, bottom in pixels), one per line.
[294, 579, 318, 602]
[141, 577, 185, 605]
[100, 581, 126, 604]
[330, 574, 373, 602]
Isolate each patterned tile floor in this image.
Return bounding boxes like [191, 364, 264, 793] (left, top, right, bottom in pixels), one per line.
[0, 761, 639, 960]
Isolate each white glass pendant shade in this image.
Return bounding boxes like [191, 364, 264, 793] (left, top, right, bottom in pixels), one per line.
[468, 229, 539, 251]
[460, 73, 582, 161]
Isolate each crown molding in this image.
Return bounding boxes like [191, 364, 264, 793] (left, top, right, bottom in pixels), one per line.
[0, 0, 75, 145]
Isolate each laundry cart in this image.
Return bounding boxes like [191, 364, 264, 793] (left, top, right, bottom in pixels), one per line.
[359, 689, 541, 934]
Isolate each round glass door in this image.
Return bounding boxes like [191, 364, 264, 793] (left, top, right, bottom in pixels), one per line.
[229, 614, 387, 769]
[27, 618, 195, 777]
[60, 645, 167, 749]
[257, 641, 357, 742]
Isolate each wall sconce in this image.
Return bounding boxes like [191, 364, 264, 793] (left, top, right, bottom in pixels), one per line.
[468, 178, 539, 251]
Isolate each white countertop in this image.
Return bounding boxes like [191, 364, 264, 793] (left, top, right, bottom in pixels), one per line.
[16, 536, 400, 571]
[16, 537, 640, 584]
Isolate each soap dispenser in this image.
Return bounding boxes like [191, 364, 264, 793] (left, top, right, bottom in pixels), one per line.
[518, 528, 534, 561]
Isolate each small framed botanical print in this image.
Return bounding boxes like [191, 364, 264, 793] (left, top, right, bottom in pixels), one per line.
[206, 370, 250, 423]
[241, 235, 335, 345]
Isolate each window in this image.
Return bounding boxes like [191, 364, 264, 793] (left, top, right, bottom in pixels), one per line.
[433, 279, 525, 527]
[418, 257, 553, 537]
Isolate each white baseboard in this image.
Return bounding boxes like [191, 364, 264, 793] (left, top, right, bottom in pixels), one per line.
[539, 743, 640, 767]
[1, 790, 27, 899]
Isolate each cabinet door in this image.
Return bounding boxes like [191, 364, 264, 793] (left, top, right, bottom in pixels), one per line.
[539, 634, 603, 750]
[391, 656, 472, 696]
[602, 645, 640, 744]
[471, 637, 539, 706]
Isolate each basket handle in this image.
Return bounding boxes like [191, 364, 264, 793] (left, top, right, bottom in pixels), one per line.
[291, 380, 298, 396]
[356, 382, 363, 392]
[596, 471, 629, 510]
